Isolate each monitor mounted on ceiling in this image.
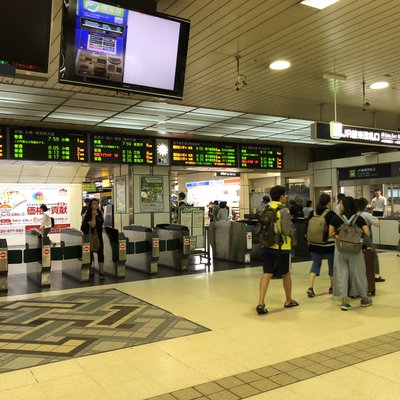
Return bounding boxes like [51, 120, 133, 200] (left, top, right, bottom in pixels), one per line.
[0, 0, 53, 80]
[59, 0, 190, 99]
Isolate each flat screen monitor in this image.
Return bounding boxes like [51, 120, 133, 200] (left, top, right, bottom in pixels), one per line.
[60, 0, 190, 99]
[0, 0, 52, 78]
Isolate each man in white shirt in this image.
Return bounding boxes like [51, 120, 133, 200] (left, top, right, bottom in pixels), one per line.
[371, 189, 387, 217]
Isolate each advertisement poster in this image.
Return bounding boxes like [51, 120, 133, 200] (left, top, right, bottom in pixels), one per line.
[140, 177, 164, 212]
[115, 177, 127, 213]
[0, 185, 71, 235]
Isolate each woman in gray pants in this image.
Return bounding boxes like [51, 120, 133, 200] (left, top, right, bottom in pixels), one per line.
[329, 196, 373, 311]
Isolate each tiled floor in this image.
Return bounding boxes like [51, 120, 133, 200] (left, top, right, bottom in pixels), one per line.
[0, 250, 399, 399]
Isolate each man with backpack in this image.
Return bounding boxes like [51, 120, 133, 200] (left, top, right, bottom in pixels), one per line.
[256, 185, 299, 315]
[306, 193, 336, 297]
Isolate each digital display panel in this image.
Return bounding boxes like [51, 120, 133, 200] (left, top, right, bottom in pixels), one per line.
[90, 134, 154, 164]
[239, 145, 283, 169]
[0, 128, 6, 159]
[60, 0, 190, 99]
[10, 129, 87, 162]
[0, 0, 52, 75]
[171, 140, 237, 168]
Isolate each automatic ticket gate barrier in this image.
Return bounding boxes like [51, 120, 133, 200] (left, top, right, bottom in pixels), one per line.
[103, 227, 126, 278]
[60, 228, 91, 282]
[209, 221, 252, 263]
[0, 239, 8, 291]
[155, 224, 191, 271]
[123, 225, 159, 274]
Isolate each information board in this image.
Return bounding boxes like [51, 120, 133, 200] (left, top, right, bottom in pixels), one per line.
[171, 140, 237, 167]
[0, 128, 6, 159]
[239, 145, 283, 169]
[10, 129, 87, 162]
[90, 134, 154, 165]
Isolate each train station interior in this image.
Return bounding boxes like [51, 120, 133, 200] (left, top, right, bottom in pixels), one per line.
[0, 0, 400, 399]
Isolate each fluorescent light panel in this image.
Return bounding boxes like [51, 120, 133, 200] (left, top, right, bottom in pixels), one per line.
[300, 0, 340, 10]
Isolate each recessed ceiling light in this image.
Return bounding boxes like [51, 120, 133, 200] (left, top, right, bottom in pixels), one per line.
[369, 81, 389, 90]
[269, 60, 291, 70]
[300, 0, 340, 10]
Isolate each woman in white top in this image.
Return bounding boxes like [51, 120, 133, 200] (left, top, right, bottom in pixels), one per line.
[40, 204, 52, 239]
[217, 201, 229, 221]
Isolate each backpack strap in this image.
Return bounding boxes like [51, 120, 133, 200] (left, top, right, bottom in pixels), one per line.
[320, 209, 330, 219]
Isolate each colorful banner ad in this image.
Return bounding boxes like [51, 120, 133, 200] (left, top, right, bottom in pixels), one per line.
[0, 185, 71, 235]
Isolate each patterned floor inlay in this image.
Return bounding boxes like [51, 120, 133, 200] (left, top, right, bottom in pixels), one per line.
[147, 330, 400, 400]
[0, 289, 209, 373]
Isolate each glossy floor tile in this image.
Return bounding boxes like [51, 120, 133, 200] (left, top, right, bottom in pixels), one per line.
[0, 250, 398, 399]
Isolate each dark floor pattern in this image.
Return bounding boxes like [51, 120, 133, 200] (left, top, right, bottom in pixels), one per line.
[0, 288, 209, 373]
[147, 330, 400, 400]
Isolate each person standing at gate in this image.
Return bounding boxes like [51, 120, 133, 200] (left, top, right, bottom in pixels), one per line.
[39, 204, 52, 240]
[82, 199, 105, 280]
[371, 188, 387, 217]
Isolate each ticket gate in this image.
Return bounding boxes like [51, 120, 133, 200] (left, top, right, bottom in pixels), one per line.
[209, 221, 252, 263]
[0, 239, 8, 291]
[155, 224, 191, 271]
[237, 219, 263, 260]
[25, 230, 52, 287]
[123, 225, 159, 274]
[103, 227, 126, 278]
[60, 228, 91, 282]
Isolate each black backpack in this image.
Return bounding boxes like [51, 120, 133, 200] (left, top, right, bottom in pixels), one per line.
[256, 206, 283, 247]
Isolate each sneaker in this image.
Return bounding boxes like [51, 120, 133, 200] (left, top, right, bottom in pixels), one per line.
[340, 302, 351, 311]
[307, 288, 315, 297]
[328, 287, 333, 294]
[375, 276, 385, 282]
[361, 297, 373, 307]
[256, 304, 268, 315]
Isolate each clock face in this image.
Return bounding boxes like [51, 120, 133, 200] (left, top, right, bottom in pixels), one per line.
[157, 143, 169, 156]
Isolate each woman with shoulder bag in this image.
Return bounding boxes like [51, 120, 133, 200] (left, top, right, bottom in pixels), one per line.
[82, 199, 105, 280]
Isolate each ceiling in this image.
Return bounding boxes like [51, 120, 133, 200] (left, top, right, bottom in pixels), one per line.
[0, 0, 399, 148]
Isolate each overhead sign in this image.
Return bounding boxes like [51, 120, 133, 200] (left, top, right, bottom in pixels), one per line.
[10, 128, 87, 162]
[312, 122, 400, 147]
[216, 172, 240, 177]
[171, 140, 237, 168]
[239, 145, 283, 169]
[0, 128, 6, 159]
[339, 162, 400, 181]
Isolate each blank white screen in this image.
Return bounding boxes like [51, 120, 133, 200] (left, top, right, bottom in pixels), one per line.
[123, 11, 181, 90]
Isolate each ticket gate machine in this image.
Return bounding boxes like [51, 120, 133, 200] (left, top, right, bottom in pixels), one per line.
[103, 227, 126, 278]
[123, 225, 159, 274]
[60, 228, 91, 282]
[155, 224, 191, 271]
[26, 230, 52, 287]
[209, 221, 252, 263]
[0, 239, 8, 291]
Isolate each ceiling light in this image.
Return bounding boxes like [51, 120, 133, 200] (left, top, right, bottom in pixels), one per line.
[369, 81, 389, 90]
[300, 0, 340, 10]
[269, 60, 291, 70]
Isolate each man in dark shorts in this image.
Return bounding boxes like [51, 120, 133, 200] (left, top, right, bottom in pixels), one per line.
[256, 185, 299, 315]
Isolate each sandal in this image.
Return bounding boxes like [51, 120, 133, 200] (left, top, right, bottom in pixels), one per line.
[284, 299, 299, 308]
[256, 304, 268, 315]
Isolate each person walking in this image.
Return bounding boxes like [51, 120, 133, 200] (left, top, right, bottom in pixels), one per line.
[306, 194, 336, 297]
[81, 199, 105, 280]
[216, 201, 229, 221]
[256, 185, 299, 315]
[329, 196, 372, 311]
[303, 200, 313, 219]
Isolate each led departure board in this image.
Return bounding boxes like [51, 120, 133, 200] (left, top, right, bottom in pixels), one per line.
[90, 134, 154, 165]
[0, 128, 6, 159]
[171, 140, 237, 167]
[10, 129, 87, 162]
[239, 145, 283, 169]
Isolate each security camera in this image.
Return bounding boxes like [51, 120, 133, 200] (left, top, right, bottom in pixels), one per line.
[364, 100, 370, 107]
